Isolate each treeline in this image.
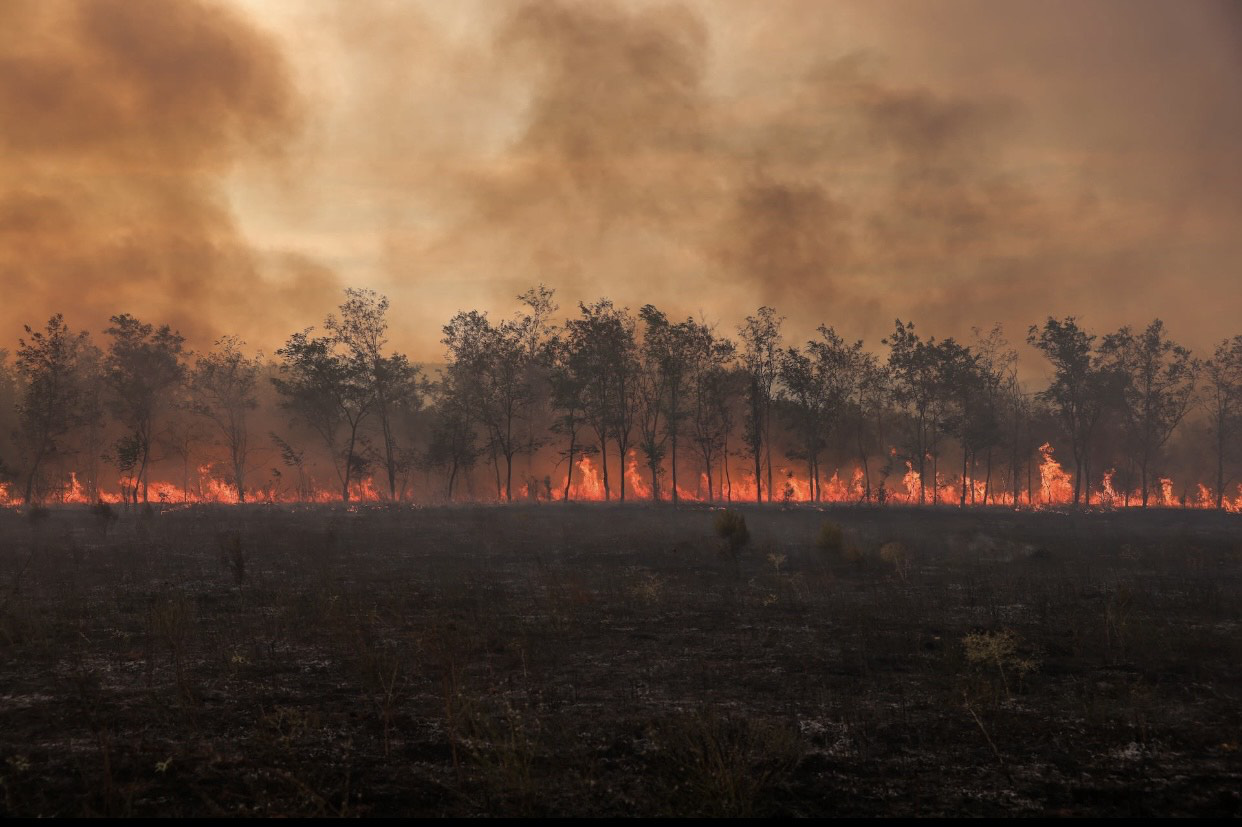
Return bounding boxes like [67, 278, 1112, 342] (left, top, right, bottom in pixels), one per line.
[1, 285, 1240, 509]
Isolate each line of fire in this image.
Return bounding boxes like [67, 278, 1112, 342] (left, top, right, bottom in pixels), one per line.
[2, 287, 1239, 513]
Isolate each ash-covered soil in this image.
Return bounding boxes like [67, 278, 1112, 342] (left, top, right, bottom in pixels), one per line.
[0, 503, 1239, 816]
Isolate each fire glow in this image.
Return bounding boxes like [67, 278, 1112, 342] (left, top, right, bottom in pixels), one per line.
[8, 448, 1240, 512]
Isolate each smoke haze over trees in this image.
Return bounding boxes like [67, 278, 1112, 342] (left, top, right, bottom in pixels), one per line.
[1, 1, 1240, 369]
[1, 288, 1241, 512]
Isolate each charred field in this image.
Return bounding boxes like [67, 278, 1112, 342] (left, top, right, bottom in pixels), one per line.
[0, 503, 1239, 817]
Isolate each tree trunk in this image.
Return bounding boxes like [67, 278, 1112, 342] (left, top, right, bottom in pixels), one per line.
[671, 428, 679, 507]
[563, 431, 577, 501]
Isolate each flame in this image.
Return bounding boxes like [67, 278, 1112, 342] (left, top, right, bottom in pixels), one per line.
[626, 453, 652, 500]
[0, 447, 1236, 512]
[1038, 443, 1074, 505]
[901, 461, 922, 503]
[1196, 483, 1214, 509]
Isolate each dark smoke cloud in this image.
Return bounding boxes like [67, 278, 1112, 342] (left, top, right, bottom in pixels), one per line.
[0, 0, 337, 348]
[3, 0, 1240, 365]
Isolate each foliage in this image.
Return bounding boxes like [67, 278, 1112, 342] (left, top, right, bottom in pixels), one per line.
[714, 508, 750, 552]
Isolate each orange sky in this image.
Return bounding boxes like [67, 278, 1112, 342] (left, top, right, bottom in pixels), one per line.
[2, 0, 1240, 370]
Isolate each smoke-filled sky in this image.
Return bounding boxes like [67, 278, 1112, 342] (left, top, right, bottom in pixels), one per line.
[2, 0, 1240, 365]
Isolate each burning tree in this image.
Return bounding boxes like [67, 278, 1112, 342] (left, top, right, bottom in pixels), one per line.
[1203, 336, 1242, 509]
[637, 306, 712, 503]
[885, 320, 955, 505]
[1099, 320, 1198, 507]
[103, 314, 187, 505]
[442, 295, 547, 502]
[561, 300, 638, 501]
[738, 307, 784, 503]
[14, 314, 92, 504]
[189, 336, 261, 503]
[327, 289, 421, 500]
[689, 328, 737, 503]
[1028, 317, 1116, 506]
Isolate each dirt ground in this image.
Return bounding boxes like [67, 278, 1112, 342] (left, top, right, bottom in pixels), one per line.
[0, 502, 1239, 816]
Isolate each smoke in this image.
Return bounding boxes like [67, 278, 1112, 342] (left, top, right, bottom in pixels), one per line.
[3, 0, 1240, 363]
[0, 0, 337, 348]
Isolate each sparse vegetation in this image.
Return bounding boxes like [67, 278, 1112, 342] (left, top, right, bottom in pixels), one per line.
[0, 503, 1238, 817]
[815, 520, 844, 554]
[714, 508, 750, 552]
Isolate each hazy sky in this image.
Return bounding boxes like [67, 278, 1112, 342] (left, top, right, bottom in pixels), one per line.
[2, 0, 1239, 366]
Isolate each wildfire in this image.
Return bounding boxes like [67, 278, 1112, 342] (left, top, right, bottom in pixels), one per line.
[1038, 443, 1074, 505]
[901, 461, 922, 504]
[3, 448, 1240, 512]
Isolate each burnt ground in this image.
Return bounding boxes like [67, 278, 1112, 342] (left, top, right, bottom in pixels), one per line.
[0, 502, 1240, 816]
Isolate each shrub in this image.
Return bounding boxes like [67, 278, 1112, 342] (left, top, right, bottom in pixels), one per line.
[963, 629, 1038, 698]
[815, 521, 844, 554]
[714, 509, 750, 553]
[653, 709, 804, 817]
[878, 541, 911, 581]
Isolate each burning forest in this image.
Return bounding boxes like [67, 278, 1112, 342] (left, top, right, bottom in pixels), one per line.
[3, 0, 1242, 819]
[0, 290, 1239, 513]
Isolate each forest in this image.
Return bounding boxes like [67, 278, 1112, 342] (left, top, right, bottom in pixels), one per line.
[1, 285, 1239, 511]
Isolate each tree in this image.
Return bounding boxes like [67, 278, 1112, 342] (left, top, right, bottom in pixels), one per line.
[273, 328, 374, 502]
[635, 314, 670, 500]
[839, 338, 888, 502]
[1099, 320, 1198, 507]
[327, 289, 422, 500]
[778, 346, 827, 501]
[423, 371, 481, 501]
[738, 307, 783, 503]
[104, 314, 187, 504]
[689, 329, 737, 503]
[1027, 317, 1115, 506]
[1203, 336, 1242, 509]
[638, 306, 709, 503]
[885, 320, 945, 504]
[562, 300, 637, 501]
[968, 325, 1015, 504]
[936, 338, 984, 507]
[189, 336, 261, 503]
[803, 326, 869, 501]
[543, 331, 597, 501]
[14, 314, 90, 503]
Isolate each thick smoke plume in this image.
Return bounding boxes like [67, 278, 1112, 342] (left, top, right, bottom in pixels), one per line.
[0, 0, 337, 348]
[2, 0, 1240, 362]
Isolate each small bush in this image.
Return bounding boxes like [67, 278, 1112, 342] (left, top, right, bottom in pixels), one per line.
[714, 509, 750, 552]
[879, 541, 912, 581]
[653, 709, 804, 817]
[219, 533, 247, 586]
[815, 521, 844, 554]
[92, 501, 119, 536]
[963, 629, 1039, 698]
